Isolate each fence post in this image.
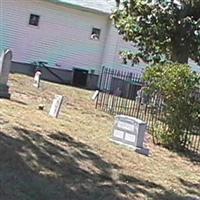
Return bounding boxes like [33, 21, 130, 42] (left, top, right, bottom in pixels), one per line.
[97, 66, 105, 91]
[95, 66, 105, 109]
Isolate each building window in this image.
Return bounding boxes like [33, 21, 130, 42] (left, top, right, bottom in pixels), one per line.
[29, 14, 40, 26]
[91, 28, 101, 40]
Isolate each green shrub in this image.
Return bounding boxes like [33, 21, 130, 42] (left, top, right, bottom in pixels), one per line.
[144, 63, 200, 149]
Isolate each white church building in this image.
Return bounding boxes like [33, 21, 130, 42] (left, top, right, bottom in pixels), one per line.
[0, 0, 146, 89]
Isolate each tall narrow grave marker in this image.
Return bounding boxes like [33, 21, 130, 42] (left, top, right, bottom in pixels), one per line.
[0, 49, 12, 99]
[33, 71, 42, 88]
[49, 95, 63, 118]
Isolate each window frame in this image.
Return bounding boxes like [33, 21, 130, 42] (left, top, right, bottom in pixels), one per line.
[29, 14, 40, 27]
[90, 27, 101, 41]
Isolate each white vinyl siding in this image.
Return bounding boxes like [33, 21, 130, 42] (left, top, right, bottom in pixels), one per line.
[0, 0, 158, 75]
[102, 23, 146, 75]
[0, 0, 108, 73]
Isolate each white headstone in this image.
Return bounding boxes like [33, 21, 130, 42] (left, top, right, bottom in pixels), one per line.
[49, 95, 63, 118]
[0, 49, 12, 99]
[0, 49, 12, 85]
[33, 71, 42, 88]
[92, 90, 99, 100]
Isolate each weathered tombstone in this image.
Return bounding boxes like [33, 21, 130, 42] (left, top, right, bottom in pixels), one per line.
[0, 49, 12, 99]
[49, 95, 63, 118]
[112, 115, 149, 156]
[92, 90, 99, 101]
[33, 71, 42, 88]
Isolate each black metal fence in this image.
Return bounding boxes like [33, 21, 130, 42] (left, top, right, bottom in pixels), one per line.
[95, 67, 200, 155]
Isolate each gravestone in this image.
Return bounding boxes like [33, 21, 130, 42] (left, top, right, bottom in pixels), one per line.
[92, 90, 99, 101]
[33, 71, 42, 88]
[49, 95, 63, 118]
[0, 49, 12, 99]
[112, 115, 149, 156]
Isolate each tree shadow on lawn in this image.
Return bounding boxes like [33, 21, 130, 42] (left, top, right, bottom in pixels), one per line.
[175, 148, 200, 165]
[178, 178, 200, 198]
[0, 127, 197, 200]
[10, 98, 28, 106]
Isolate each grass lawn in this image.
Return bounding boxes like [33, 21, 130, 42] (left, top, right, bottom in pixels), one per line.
[0, 74, 199, 200]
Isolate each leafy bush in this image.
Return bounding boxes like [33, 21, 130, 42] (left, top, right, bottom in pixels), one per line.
[144, 63, 200, 149]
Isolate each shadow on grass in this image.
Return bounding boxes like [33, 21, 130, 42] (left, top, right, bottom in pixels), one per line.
[154, 142, 200, 165]
[10, 98, 28, 106]
[0, 127, 198, 200]
[178, 178, 200, 198]
[176, 148, 200, 165]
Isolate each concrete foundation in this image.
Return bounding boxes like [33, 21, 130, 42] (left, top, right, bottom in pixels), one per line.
[11, 62, 99, 90]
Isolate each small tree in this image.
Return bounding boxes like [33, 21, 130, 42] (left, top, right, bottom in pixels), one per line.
[112, 0, 200, 65]
[144, 63, 200, 148]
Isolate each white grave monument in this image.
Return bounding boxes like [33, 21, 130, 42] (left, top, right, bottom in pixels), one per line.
[33, 71, 42, 88]
[92, 90, 99, 101]
[112, 115, 149, 156]
[0, 49, 12, 99]
[49, 95, 63, 118]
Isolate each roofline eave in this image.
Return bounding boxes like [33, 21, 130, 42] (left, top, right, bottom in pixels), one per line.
[44, 0, 112, 16]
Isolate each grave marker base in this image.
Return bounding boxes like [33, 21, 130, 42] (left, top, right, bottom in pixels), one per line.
[0, 84, 10, 99]
[110, 139, 150, 156]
